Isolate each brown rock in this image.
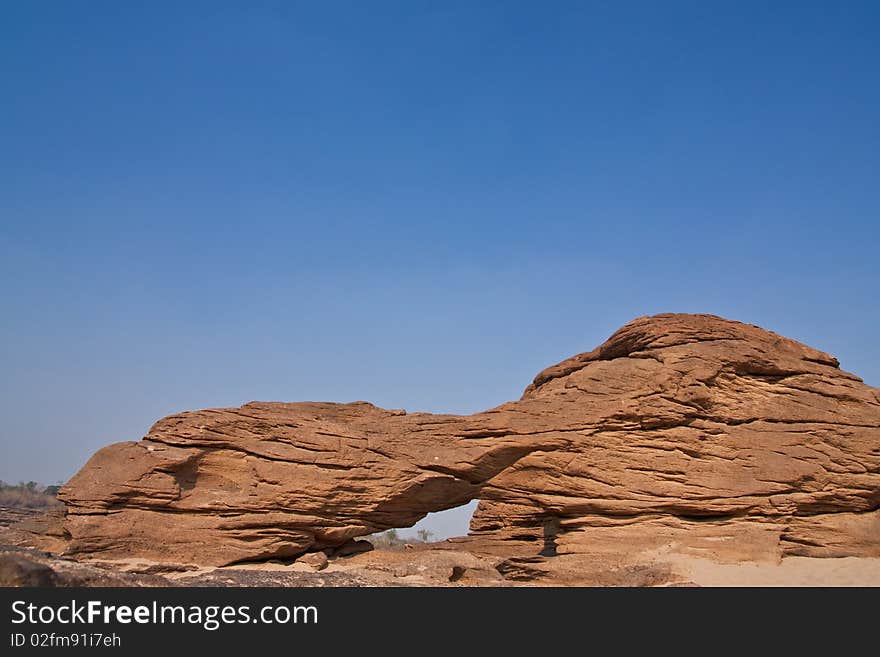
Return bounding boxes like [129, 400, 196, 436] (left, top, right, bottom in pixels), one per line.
[0, 548, 171, 587]
[57, 313, 880, 571]
[297, 551, 328, 571]
[0, 551, 58, 586]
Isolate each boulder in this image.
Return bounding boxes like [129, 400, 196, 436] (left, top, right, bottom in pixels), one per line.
[297, 551, 328, 571]
[0, 551, 58, 586]
[58, 313, 880, 567]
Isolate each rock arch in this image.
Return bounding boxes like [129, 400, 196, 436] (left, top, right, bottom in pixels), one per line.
[59, 313, 880, 565]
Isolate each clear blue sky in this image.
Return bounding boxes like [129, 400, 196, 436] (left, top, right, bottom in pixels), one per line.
[1, 2, 878, 536]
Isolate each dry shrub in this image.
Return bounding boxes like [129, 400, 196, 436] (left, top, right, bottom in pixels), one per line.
[0, 481, 62, 509]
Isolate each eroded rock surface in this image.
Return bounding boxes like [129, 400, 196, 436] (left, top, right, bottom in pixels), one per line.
[57, 313, 880, 573]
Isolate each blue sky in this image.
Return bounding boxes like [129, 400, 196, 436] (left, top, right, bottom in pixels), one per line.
[1, 2, 878, 536]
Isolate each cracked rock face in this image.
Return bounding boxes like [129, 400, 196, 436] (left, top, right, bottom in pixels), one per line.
[59, 314, 880, 567]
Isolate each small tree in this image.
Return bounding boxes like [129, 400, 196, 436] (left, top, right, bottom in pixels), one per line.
[416, 528, 433, 543]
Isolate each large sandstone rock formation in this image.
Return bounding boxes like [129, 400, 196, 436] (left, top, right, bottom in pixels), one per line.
[59, 314, 880, 568]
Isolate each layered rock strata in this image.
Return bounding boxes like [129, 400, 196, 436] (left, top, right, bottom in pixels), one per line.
[59, 314, 880, 566]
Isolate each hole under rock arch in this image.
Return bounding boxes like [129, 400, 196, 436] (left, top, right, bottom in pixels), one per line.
[366, 500, 479, 546]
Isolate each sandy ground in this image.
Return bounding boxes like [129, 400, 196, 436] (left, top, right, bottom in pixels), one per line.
[667, 555, 880, 586]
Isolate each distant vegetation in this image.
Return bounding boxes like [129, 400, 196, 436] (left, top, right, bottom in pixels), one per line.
[367, 528, 435, 549]
[0, 481, 63, 509]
